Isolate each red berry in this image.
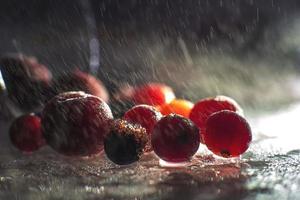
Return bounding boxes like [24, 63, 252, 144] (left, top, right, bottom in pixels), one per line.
[132, 83, 175, 106]
[9, 114, 45, 153]
[151, 114, 200, 163]
[41, 91, 113, 156]
[189, 95, 243, 143]
[54, 69, 109, 102]
[205, 110, 252, 158]
[104, 119, 148, 165]
[124, 105, 162, 135]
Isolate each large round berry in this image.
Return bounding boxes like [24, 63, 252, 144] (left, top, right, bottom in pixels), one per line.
[151, 114, 200, 163]
[124, 105, 162, 135]
[42, 91, 113, 156]
[0, 55, 52, 110]
[53, 69, 109, 102]
[104, 119, 148, 165]
[189, 95, 243, 143]
[9, 113, 45, 153]
[205, 110, 252, 158]
[159, 99, 194, 118]
[132, 83, 175, 106]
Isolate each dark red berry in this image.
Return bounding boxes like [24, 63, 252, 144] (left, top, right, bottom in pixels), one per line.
[124, 105, 162, 135]
[189, 95, 243, 143]
[132, 83, 175, 106]
[41, 91, 113, 156]
[0, 55, 52, 111]
[104, 119, 148, 165]
[151, 114, 200, 163]
[9, 114, 45, 153]
[205, 110, 252, 158]
[53, 69, 109, 102]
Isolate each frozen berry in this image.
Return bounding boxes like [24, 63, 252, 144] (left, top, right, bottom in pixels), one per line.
[0, 55, 52, 111]
[42, 91, 113, 156]
[132, 83, 175, 106]
[205, 110, 252, 158]
[53, 69, 109, 102]
[159, 99, 194, 118]
[189, 95, 243, 143]
[9, 113, 45, 152]
[124, 105, 162, 135]
[104, 119, 148, 165]
[151, 114, 200, 163]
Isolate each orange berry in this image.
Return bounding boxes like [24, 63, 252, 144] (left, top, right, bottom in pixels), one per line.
[159, 99, 194, 118]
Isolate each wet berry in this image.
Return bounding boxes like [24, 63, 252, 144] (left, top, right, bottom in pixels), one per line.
[9, 113, 45, 153]
[189, 95, 243, 143]
[205, 110, 252, 158]
[53, 69, 109, 102]
[159, 99, 194, 118]
[42, 91, 113, 156]
[151, 114, 200, 163]
[104, 119, 148, 165]
[132, 83, 175, 106]
[0, 55, 52, 111]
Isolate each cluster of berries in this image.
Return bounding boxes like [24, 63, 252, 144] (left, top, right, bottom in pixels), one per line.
[1, 55, 252, 165]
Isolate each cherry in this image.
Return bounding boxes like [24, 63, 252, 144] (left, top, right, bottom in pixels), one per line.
[189, 95, 243, 143]
[132, 83, 175, 106]
[159, 99, 194, 118]
[104, 119, 148, 165]
[41, 91, 113, 156]
[0, 55, 52, 111]
[9, 113, 45, 153]
[151, 114, 200, 163]
[205, 110, 252, 158]
[53, 69, 109, 102]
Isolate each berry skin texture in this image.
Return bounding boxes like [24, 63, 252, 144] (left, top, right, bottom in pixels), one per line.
[9, 114, 45, 153]
[124, 105, 162, 135]
[205, 110, 252, 158]
[104, 119, 148, 165]
[132, 83, 175, 106]
[159, 99, 194, 118]
[189, 95, 243, 143]
[42, 91, 113, 156]
[151, 114, 200, 163]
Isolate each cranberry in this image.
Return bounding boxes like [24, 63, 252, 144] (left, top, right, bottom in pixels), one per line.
[132, 83, 175, 106]
[104, 119, 148, 165]
[189, 95, 243, 143]
[9, 114, 45, 153]
[41, 91, 113, 156]
[205, 110, 252, 158]
[53, 69, 109, 102]
[0, 55, 52, 111]
[159, 99, 194, 118]
[151, 114, 200, 163]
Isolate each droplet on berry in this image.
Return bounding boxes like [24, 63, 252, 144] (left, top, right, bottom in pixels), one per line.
[53, 69, 109, 102]
[159, 99, 194, 118]
[41, 91, 113, 156]
[132, 83, 175, 106]
[104, 119, 148, 165]
[9, 113, 45, 153]
[151, 114, 200, 163]
[189, 95, 243, 143]
[205, 110, 252, 158]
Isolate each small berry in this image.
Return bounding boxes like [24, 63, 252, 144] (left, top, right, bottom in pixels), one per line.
[205, 110, 252, 158]
[159, 99, 194, 118]
[42, 91, 113, 156]
[104, 119, 148, 165]
[132, 83, 175, 106]
[9, 114, 45, 153]
[151, 114, 200, 163]
[189, 95, 243, 143]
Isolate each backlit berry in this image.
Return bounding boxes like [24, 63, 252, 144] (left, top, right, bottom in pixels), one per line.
[159, 99, 194, 118]
[205, 110, 252, 158]
[151, 114, 200, 163]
